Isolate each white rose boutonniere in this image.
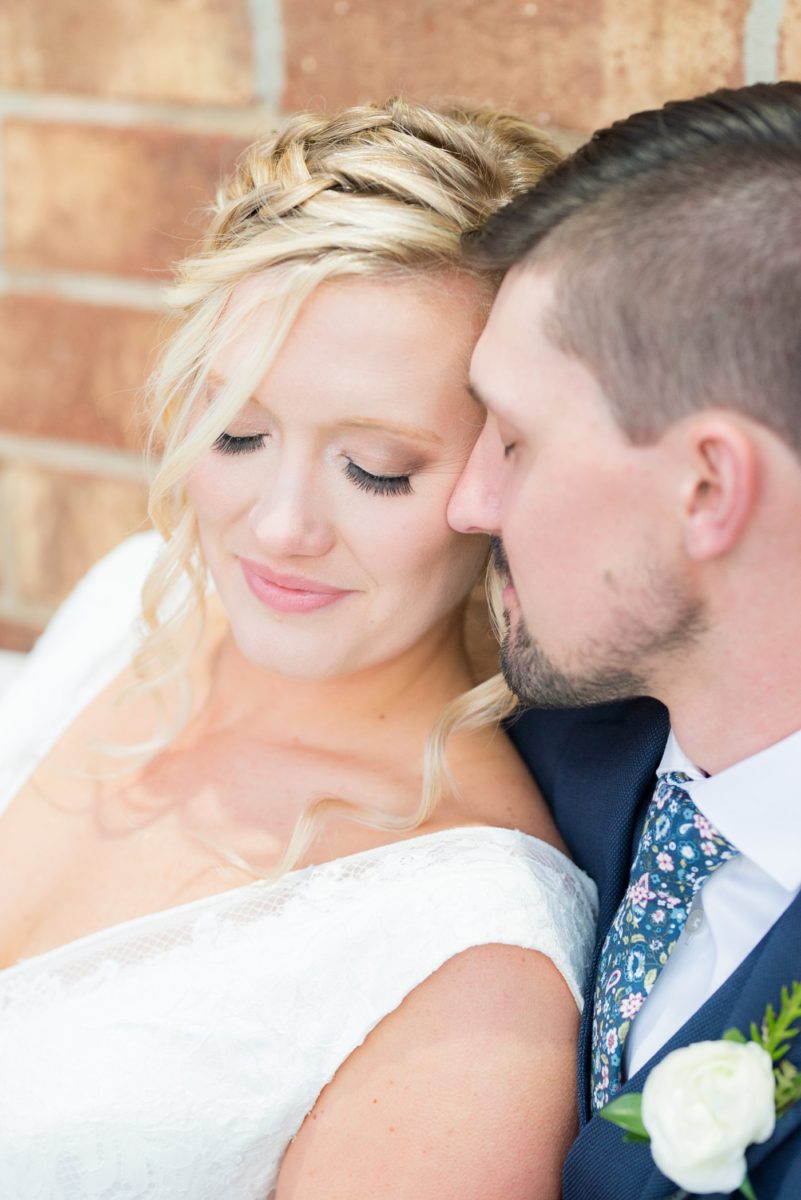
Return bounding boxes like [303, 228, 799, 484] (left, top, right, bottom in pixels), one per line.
[641, 1040, 774, 1194]
[600, 983, 801, 1199]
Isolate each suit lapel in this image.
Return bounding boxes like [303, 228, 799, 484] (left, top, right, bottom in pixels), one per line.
[510, 697, 669, 1125]
[569, 700, 669, 1123]
[566, 891, 801, 1197]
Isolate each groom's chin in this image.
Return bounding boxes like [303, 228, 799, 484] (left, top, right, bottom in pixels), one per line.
[499, 628, 648, 710]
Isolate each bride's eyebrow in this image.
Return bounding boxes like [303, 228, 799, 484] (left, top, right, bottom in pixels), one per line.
[338, 418, 442, 445]
[206, 370, 257, 404]
[207, 373, 442, 445]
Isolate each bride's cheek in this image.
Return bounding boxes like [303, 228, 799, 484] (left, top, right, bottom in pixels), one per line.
[389, 502, 477, 595]
[186, 458, 218, 517]
[187, 458, 249, 527]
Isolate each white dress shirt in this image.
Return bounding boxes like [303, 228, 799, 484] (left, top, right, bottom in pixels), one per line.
[623, 727, 801, 1077]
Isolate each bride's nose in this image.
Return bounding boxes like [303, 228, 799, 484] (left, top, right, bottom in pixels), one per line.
[247, 463, 335, 559]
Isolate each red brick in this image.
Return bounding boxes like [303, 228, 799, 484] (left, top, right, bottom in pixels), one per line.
[4, 462, 150, 608]
[0, 0, 256, 105]
[283, 0, 748, 133]
[0, 621, 38, 653]
[4, 121, 249, 279]
[0, 295, 163, 452]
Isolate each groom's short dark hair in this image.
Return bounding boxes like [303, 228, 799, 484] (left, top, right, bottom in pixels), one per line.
[471, 82, 801, 452]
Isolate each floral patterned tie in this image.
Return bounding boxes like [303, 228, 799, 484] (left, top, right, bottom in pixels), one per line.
[590, 770, 739, 1113]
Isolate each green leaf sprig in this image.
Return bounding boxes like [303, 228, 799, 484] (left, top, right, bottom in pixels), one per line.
[724, 982, 801, 1118]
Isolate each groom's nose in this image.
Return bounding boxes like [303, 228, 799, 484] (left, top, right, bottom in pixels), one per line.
[448, 417, 504, 535]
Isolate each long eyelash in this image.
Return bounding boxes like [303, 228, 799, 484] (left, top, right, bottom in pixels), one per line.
[213, 432, 266, 456]
[345, 460, 413, 497]
[210, 435, 412, 496]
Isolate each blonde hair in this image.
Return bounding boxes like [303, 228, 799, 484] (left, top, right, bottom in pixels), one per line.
[128, 98, 559, 877]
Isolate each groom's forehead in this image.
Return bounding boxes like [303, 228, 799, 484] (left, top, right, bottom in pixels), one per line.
[474, 264, 613, 431]
[481, 266, 562, 365]
[497, 262, 558, 323]
[471, 266, 561, 408]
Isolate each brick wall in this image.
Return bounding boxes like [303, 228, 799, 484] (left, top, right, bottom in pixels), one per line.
[0, 0, 797, 649]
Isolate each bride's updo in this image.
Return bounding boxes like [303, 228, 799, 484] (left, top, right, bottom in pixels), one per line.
[129, 99, 560, 868]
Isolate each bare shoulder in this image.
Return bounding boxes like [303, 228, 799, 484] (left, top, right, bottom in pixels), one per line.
[276, 943, 579, 1200]
[445, 722, 569, 854]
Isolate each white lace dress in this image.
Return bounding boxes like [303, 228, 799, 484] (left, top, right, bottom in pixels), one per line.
[0, 534, 598, 1200]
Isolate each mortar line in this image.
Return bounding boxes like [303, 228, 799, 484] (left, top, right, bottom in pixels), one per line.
[744, 0, 786, 83]
[0, 266, 168, 311]
[0, 594, 67, 628]
[0, 432, 154, 483]
[0, 89, 280, 135]
[247, 0, 285, 109]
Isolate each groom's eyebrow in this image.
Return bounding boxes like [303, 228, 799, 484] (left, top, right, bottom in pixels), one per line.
[467, 381, 491, 410]
[468, 381, 510, 422]
[470, 381, 520, 429]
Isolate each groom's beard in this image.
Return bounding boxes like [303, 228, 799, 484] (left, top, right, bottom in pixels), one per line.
[491, 539, 707, 709]
[499, 619, 651, 708]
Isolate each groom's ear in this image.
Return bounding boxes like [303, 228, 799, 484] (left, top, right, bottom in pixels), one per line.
[679, 416, 757, 562]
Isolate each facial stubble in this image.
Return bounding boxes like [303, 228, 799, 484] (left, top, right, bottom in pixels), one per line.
[493, 542, 707, 708]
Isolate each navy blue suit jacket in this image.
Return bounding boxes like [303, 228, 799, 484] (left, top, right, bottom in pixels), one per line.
[511, 699, 801, 1199]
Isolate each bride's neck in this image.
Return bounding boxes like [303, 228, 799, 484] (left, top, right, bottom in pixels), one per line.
[198, 607, 474, 744]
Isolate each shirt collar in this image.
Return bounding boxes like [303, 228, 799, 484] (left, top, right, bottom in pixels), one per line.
[660, 728, 801, 892]
[656, 731, 706, 782]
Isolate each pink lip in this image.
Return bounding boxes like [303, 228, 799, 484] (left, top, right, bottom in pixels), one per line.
[239, 558, 353, 614]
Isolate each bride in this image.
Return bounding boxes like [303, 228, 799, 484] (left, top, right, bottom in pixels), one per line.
[0, 100, 596, 1199]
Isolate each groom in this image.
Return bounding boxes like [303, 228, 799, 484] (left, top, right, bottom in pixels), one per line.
[449, 81, 801, 1198]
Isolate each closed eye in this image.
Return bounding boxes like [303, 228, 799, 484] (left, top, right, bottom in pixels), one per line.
[345, 460, 412, 497]
[211, 433, 413, 496]
[212, 432, 266, 455]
